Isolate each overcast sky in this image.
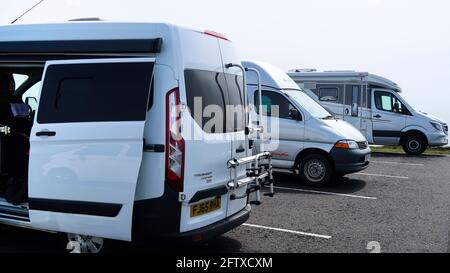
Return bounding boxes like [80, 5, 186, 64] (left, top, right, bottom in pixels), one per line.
[1, 0, 449, 126]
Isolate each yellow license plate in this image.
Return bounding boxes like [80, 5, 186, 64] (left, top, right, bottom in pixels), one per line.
[190, 197, 221, 218]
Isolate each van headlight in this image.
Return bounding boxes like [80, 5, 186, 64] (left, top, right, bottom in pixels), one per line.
[430, 122, 443, 132]
[334, 140, 359, 150]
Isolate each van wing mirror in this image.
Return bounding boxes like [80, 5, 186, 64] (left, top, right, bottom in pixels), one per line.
[289, 109, 302, 121]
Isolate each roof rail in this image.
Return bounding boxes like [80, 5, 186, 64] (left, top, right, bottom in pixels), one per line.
[68, 17, 103, 22]
[323, 70, 356, 73]
[288, 68, 317, 73]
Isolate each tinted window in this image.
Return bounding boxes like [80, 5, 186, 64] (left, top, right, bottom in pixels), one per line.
[255, 91, 297, 120]
[38, 62, 153, 123]
[345, 85, 360, 105]
[224, 73, 245, 132]
[185, 69, 227, 134]
[362, 85, 368, 108]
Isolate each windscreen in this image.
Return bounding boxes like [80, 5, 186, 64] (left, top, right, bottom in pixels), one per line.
[284, 89, 331, 119]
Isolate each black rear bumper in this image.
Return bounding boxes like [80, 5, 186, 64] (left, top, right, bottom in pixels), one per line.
[330, 147, 371, 175]
[168, 205, 251, 243]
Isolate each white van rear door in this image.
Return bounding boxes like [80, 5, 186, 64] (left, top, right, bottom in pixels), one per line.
[28, 58, 155, 241]
[219, 40, 248, 217]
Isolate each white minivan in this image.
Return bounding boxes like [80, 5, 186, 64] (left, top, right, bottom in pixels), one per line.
[0, 22, 272, 253]
[243, 61, 371, 187]
[288, 70, 449, 155]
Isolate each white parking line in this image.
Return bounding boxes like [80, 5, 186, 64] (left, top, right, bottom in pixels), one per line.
[352, 173, 409, 179]
[273, 186, 377, 200]
[371, 160, 424, 167]
[243, 223, 332, 239]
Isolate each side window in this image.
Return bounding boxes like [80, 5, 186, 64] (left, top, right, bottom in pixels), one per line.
[224, 73, 245, 132]
[185, 69, 227, 134]
[38, 62, 153, 123]
[13, 74, 29, 90]
[319, 87, 338, 102]
[392, 95, 410, 115]
[374, 91, 410, 115]
[362, 85, 368, 108]
[345, 85, 360, 106]
[255, 91, 298, 120]
[375, 91, 393, 111]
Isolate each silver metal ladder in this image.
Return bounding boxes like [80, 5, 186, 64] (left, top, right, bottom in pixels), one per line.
[225, 63, 274, 206]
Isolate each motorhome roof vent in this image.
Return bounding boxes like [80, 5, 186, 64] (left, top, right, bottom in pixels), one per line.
[69, 17, 103, 22]
[288, 68, 317, 73]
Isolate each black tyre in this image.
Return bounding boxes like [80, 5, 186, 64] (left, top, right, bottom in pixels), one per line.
[298, 154, 334, 187]
[402, 134, 427, 155]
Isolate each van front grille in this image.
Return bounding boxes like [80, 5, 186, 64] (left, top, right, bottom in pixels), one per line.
[357, 141, 369, 150]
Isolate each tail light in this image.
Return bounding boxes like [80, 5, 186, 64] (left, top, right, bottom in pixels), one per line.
[166, 88, 185, 192]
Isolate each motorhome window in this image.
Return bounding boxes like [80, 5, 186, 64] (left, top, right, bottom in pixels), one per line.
[224, 73, 245, 132]
[255, 91, 297, 120]
[185, 69, 227, 134]
[345, 85, 360, 106]
[362, 86, 368, 108]
[37, 62, 153, 123]
[319, 87, 338, 102]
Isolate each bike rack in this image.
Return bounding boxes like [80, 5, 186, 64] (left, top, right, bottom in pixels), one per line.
[227, 152, 274, 205]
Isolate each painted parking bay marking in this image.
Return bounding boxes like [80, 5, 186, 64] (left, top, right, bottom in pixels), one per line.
[243, 223, 332, 239]
[273, 186, 377, 200]
[352, 173, 409, 179]
[371, 160, 424, 167]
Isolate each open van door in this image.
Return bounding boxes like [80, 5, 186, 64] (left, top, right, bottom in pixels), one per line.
[28, 58, 155, 241]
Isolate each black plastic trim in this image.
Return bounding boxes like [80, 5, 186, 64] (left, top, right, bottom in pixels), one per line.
[0, 38, 163, 54]
[189, 185, 229, 204]
[373, 130, 402, 138]
[28, 199, 122, 217]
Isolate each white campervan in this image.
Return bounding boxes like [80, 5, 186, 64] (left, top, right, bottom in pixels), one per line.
[0, 21, 273, 253]
[288, 70, 448, 155]
[243, 61, 370, 187]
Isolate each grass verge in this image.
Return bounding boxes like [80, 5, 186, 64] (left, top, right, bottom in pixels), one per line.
[370, 146, 450, 156]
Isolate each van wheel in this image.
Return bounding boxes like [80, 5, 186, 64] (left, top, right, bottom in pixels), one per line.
[402, 134, 427, 155]
[66, 233, 107, 253]
[298, 154, 334, 187]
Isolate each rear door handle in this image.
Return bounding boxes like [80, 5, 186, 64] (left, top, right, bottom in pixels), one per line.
[36, 131, 56, 137]
[373, 115, 382, 119]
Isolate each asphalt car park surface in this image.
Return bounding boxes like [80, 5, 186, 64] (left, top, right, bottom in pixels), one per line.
[1, 153, 449, 253]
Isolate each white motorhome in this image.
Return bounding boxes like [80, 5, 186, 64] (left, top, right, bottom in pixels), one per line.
[288, 70, 448, 155]
[243, 61, 370, 187]
[0, 21, 273, 253]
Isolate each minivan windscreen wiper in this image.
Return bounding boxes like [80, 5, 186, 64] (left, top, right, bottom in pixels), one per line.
[321, 115, 336, 120]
